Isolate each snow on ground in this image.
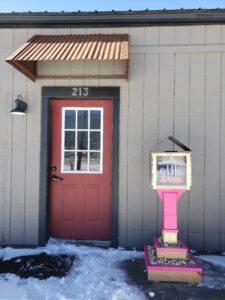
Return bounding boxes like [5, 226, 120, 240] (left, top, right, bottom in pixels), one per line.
[0, 238, 146, 300]
[197, 253, 225, 289]
[199, 253, 225, 268]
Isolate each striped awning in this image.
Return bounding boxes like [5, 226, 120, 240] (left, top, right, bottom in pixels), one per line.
[6, 34, 129, 81]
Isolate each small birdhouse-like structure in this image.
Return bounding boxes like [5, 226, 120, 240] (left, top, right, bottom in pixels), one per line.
[151, 151, 192, 190]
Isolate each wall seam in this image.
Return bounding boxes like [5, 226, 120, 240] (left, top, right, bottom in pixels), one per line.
[203, 25, 206, 250]
[219, 51, 222, 250]
[173, 52, 176, 147]
[157, 51, 160, 237]
[173, 26, 175, 145]
[125, 27, 130, 248]
[23, 28, 28, 245]
[9, 28, 15, 245]
[141, 52, 145, 245]
[188, 47, 191, 246]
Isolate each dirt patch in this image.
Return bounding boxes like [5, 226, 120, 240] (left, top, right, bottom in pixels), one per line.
[0, 252, 75, 279]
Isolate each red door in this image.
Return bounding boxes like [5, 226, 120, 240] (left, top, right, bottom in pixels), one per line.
[50, 99, 112, 240]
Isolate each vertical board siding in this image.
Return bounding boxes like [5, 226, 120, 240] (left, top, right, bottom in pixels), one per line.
[206, 25, 222, 45]
[38, 62, 56, 76]
[158, 54, 175, 149]
[142, 54, 159, 244]
[38, 60, 124, 79]
[221, 54, 225, 239]
[205, 233, 220, 252]
[174, 26, 190, 45]
[144, 27, 160, 46]
[0, 29, 14, 245]
[157, 53, 175, 233]
[189, 233, 204, 251]
[118, 82, 129, 247]
[190, 26, 206, 45]
[204, 29, 222, 250]
[204, 53, 221, 250]
[25, 80, 40, 245]
[70, 61, 85, 77]
[221, 234, 225, 250]
[99, 61, 114, 76]
[127, 54, 144, 248]
[159, 26, 175, 45]
[174, 53, 190, 244]
[130, 28, 145, 46]
[222, 25, 225, 44]
[10, 29, 28, 245]
[24, 29, 42, 245]
[189, 53, 205, 250]
[189, 24, 206, 251]
[1, 25, 225, 251]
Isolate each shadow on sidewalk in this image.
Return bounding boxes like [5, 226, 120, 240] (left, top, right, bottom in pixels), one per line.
[122, 257, 225, 300]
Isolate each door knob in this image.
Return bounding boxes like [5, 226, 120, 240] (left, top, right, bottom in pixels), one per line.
[52, 175, 63, 182]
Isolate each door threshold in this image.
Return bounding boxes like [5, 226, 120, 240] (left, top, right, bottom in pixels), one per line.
[70, 240, 111, 248]
[50, 238, 111, 249]
[66, 240, 111, 249]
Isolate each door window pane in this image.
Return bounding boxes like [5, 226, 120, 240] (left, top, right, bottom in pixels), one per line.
[77, 131, 88, 150]
[89, 152, 100, 172]
[78, 110, 88, 129]
[90, 110, 101, 129]
[65, 110, 76, 129]
[65, 131, 75, 150]
[90, 132, 100, 150]
[76, 152, 88, 171]
[64, 152, 75, 171]
[62, 108, 103, 173]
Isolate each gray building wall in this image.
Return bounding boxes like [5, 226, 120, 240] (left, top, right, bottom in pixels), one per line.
[0, 25, 225, 251]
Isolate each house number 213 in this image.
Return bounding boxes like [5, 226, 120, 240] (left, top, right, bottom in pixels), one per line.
[72, 87, 89, 97]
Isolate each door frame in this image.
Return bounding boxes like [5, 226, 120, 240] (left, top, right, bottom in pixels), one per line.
[39, 87, 120, 247]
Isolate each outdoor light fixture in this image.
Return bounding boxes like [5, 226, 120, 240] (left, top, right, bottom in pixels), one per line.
[11, 95, 27, 115]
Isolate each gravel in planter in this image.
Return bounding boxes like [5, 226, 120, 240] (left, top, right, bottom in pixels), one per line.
[148, 246, 196, 267]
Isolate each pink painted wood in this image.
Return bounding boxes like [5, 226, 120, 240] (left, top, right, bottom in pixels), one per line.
[156, 189, 186, 232]
[144, 245, 202, 272]
[153, 237, 188, 253]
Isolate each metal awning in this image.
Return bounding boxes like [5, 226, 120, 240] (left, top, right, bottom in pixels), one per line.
[6, 34, 129, 81]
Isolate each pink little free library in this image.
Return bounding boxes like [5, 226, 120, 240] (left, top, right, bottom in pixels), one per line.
[145, 137, 202, 283]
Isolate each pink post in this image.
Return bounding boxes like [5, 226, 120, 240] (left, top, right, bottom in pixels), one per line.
[156, 189, 185, 244]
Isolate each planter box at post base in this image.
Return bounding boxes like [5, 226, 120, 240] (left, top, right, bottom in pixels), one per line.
[154, 237, 188, 260]
[144, 245, 202, 283]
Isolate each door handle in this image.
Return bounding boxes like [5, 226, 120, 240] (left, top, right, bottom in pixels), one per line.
[52, 175, 63, 182]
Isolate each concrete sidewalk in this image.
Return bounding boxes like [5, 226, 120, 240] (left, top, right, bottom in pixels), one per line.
[122, 256, 225, 300]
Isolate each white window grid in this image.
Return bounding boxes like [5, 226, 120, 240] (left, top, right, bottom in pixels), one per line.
[61, 107, 103, 174]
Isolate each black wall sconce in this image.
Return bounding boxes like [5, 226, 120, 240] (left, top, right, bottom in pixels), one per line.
[11, 95, 27, 115]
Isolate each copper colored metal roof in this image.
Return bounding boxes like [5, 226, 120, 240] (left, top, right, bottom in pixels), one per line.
[6, 34, 129, 81]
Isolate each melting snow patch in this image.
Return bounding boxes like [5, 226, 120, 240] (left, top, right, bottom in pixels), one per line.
[197, 254, 225, 289]
[0, 238, 146, 300]
[198, 255, 225, 269]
